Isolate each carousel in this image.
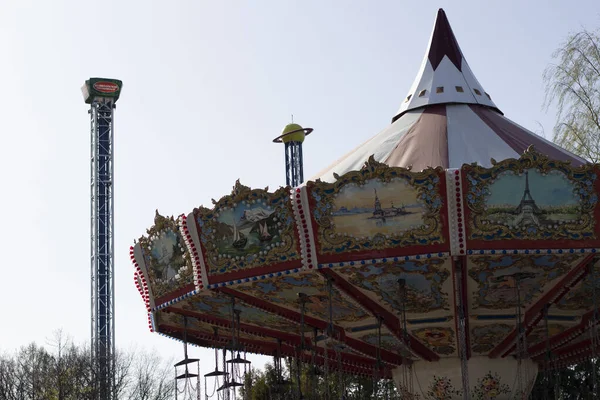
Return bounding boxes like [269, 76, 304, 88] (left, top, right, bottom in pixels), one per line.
[130, 9, 600, 399]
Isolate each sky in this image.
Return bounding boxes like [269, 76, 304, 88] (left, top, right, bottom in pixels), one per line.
[0, 0, 599, 374]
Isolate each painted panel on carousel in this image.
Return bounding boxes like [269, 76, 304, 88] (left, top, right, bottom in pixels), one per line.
[470, 324, 513, 354]
[308, 156, 445, 256]
[356, 332, 411, 358]
[412, 327, 456, 356]
[137, 212, 194, 301]
[233, 272, 369, 324]
[194, 180, 300, 277]
[427, 376, 463, 400]
[321, 340, 367, 359]
[554, 272, 600, 311]
[463, 148, 599, 243]
[468, 254, 580, 310]
[336, 258, 451, 316]
[526, 323, 566, 346]
[472, 372, 511, 400]
[176, 291, 300, 334]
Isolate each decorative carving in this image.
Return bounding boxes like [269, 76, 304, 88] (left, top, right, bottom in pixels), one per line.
[526, 323, 566, 346]
[358, 332, 412, 358]
[470, 324, 513, 354]
[137, 212, 194, 298]
[464, 148, 598, 241]
[556, 272, 600, 310]
[337, 259, 451, 314]
[308, 160, 445, 255]
[427, 375, 463, 399]
[179, 292, 301, 334]
[472, 371, 510, 399]
[194, 181, 300, 275]
[469, 254, 579, 310]
[412, 327, 455, 355]
[234, 273, 368, 323]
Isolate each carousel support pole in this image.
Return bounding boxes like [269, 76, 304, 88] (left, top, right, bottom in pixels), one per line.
[590, 258, 599, 395]
[516, 275, 523, 399]
[543, 305, 552, 399]
[397, 278, 413, 396]
[223, 348, 228, 400]
[298, 293, 309, 400]
[454, 258, 470, 400]
[326, 277, 335, 400]
[376, 316, 383, 399]
[197, 360, 201, 400]
[514, 273, 530, 400]
[311, 328, 318, 400]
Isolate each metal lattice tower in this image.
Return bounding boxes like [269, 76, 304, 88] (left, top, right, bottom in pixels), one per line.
[82, 78, 123, 400]
[273, 121, 313, 187]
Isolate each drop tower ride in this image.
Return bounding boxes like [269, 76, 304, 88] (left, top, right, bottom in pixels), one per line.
[82, 78, 123, 400]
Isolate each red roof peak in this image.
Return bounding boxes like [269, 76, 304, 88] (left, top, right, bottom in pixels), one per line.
[428, 9, 463, 71]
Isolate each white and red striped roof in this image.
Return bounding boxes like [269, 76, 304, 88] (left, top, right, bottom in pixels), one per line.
[313, 9, 585, 183]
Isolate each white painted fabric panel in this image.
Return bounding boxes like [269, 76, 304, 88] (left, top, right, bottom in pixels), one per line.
[396, 57, 498, 117]
[310, 109, 423, 183]
[430, 57, 479, 103]
[460, 59, 496, 109]
[446, 104, 519, 168]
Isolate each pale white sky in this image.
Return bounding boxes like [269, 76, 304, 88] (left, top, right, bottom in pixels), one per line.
[0, 0, 598, 372]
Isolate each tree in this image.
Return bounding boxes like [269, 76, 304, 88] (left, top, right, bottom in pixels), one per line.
[543, 26, 600, 162]
[239, 360, 400, 400]
[0, 335, 174, 400]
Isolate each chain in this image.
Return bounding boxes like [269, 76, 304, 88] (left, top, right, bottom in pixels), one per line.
[543, 305, 552, 399]
[455, 258, 470, 399]
[514, 274, 530, 399]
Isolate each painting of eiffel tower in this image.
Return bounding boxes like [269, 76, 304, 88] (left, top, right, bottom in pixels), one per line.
[478, 169, 582, 229]
[512, 171, 542, 227]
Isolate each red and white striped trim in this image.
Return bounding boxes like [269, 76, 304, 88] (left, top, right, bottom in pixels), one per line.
[446, 169, 466, 255]
[129, 245, 152, 312]
[292, 185, 318, 270]
[178, 213, 207, 290]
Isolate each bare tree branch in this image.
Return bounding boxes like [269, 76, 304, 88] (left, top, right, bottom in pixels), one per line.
[544, 26, 600, 162]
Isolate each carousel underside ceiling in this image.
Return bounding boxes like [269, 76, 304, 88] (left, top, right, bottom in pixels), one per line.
[131, 149, 600, 377]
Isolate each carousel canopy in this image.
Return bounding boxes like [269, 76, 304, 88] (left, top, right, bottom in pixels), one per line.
[313, 9, 585, 182]
[131, 8, 600, 398]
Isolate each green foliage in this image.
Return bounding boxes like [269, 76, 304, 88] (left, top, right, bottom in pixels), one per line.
[239, 360, 400, 400]
[531, 359, 600, 399]
[544, 26, 600, 162]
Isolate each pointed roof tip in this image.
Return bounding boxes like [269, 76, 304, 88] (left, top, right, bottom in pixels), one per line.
[429, 8, 462, 72]
[391, 8, 501, 122]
